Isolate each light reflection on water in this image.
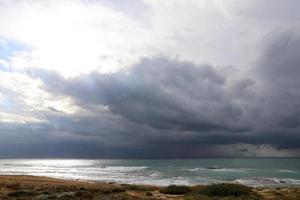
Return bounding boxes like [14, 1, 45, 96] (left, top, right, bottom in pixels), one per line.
[0, 158, 299, 187]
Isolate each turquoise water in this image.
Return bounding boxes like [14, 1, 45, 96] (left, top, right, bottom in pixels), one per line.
[0, 158, 299, 187]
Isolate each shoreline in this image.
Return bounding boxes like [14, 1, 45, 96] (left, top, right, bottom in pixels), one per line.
[1, 174, 299, 188]
[0, 175, 299, 199]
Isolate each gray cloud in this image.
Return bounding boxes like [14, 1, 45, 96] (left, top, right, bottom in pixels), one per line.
[27, 30, 299, 153]
[34, 58, 250, 133]
[1, 30, 300, 158]
[254, 32, 300, 132]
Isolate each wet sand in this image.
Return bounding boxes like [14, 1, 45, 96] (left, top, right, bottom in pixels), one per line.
[0, 175, 299, 199]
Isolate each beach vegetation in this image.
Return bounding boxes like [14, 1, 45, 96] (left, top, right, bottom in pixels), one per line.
[7, 190, 36, 197]
[160, 185, 191, 194]
[199, 183, 251, 197]
[122, 184, 156, 191]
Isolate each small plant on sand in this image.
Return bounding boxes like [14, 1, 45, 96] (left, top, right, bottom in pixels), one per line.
[160, 185, 191, 194]
[7, 190, 36, 197]
[200, 183, 250, 197]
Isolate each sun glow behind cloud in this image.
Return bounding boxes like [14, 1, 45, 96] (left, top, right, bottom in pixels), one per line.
[0, 0, 150, 77]
[0, 0, 261, 78]
[0, 69, 80, 124]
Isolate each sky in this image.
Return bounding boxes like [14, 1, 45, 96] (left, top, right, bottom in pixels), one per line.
[0, 0, 300, 158]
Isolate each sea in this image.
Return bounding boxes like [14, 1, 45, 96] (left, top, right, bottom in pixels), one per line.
[0, 158, 299, 187]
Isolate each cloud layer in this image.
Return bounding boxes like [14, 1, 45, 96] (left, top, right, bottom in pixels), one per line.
[0, 0, 300, 157]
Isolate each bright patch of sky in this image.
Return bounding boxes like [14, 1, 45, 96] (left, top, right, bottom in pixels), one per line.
[0, 39, 29, 59]
[0, 0, 268, 78]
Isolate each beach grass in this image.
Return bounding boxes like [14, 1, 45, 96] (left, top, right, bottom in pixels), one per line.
[159, 185, 191, 194]
[0, 175, 299, 199]
[199, 183, 251, 197]
[183, 183, 260, 200]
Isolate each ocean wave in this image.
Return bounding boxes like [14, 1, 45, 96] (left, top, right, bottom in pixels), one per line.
[185, 167, 247, 172]
[235, 177, 300, 187]
[1, 159, 299, 187]
[100, 166, 148, 171]
[149, 172, 162, 178]
[184, 167, 206, 171]
[1, 163, 33, 167]
[277, 169, 296, 173]
[122, 178, 192, 186]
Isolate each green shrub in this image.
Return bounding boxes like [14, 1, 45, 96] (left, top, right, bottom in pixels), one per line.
[160, 185, 191, 194]
[123, 184, 156, 191]
[112, 187, 125, 193]
[8, 190, 35, 197]
[200, 183, 250, 197]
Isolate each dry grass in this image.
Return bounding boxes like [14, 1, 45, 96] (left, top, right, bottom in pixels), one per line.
[0, 175, 299, 199]
[199, 183, 251, 197]
[160, 185, 191, 194]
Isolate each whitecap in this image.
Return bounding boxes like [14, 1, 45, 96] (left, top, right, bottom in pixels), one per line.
[234, 177, 300, 187]
[277, 169, 296, 173]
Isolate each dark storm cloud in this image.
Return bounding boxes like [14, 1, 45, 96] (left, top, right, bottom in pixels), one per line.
[0, 114, 223, 158]
[33, 58, 249, 134]
[254, 32, 300, 135]
[1, 31, 299, 158]
[27, 30, 300, 154]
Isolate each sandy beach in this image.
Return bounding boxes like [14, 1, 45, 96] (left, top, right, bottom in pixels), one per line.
[0, 175, 299, 199]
